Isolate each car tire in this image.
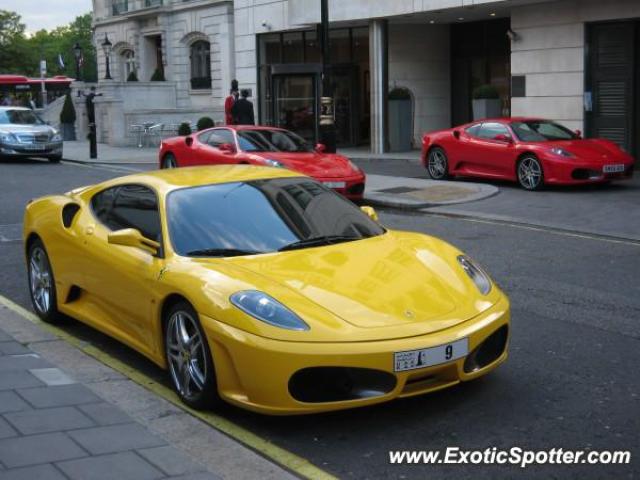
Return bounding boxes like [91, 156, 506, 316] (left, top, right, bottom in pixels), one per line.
[162, 153, 178, 169]
[426, 147, 450, 180]
[27, 238, 61, 323]
[164, 301, 221, 410]
[517, 155, 544, 191]
[48, 155, 62, 163]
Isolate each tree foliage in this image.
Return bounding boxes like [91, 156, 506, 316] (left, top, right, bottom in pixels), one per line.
[0, 10, 97, 82]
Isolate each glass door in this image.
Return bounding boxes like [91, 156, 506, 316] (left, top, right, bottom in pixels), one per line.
[272, 74, 317, 142]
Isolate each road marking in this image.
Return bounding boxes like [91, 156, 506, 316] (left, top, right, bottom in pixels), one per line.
[0, 224, 21, 242]
[0, 294, 337, 480]
[420, 212, 640, 247]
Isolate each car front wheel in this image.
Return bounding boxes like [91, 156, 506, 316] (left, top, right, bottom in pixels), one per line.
[517, 155, 544, 191]
[165, 301, 221, 410]
[426, 147, 450, 180]
[28, 239, 61, 323]
[162, 153, 177, 169]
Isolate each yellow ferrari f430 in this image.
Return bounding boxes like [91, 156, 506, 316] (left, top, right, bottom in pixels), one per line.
[23, 166, 510, 414]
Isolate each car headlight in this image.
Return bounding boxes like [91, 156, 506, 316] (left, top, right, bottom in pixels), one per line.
[260, 158, 284, 168]
[230, 290, 310, 331]
[457, 255, 491, 295]
[550, 147, 573, 158]
[0, 133, 17, 144]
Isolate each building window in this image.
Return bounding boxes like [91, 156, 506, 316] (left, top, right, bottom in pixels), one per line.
[121, 49, 136, 81]
[112, 0, 128, 15]
[190, 40, 211, 90]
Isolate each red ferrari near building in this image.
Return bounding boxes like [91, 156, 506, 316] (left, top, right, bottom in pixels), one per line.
[422, 118, 635, 190]
[159, 126, 365, 200]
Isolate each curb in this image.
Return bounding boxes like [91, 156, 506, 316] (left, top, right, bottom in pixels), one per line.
[63, 157, 157, 166]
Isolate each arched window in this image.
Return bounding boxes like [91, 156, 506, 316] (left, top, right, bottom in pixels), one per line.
[190, 40, 211, 90]
[121, 49, 136, 81]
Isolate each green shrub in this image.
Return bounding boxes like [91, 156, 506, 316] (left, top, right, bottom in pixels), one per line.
[472, 84, 500, 100]
[59, 93, 76, 124]
[177, 122, 192, 136]
[150, 68, 165, 81]
[196, 116, 214, 131]
[127, 70, 138, 82]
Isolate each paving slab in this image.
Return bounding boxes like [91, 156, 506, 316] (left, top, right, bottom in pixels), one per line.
[56, 451, 165, 480]
[67, 423, 167, 455]
[63, 141, 157, 165]
[0, 463, 68, 480]
[0, 432, 87, 468]
[17, 383, 102, 408]
[4, 406, 95, 435]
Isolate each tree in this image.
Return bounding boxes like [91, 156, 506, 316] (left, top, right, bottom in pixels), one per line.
[0, 10, 30, 74]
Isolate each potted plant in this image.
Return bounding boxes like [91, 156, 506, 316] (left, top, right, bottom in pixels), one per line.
[127, 70, 138, 82]
[472, 84, 502, 120]
[150, 68, 165, 81]
[196, 116, 214, 131]
[59, 93, 77, 141]
[177, 122, 192, 136]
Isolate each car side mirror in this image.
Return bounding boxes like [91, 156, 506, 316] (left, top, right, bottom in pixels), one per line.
[219, 143, 236, 153]
[108, 228, 160, 255]
[185, 136, 193, 147]
[453, 130, 461, 140]
[360, 206, 379, 222]
[315, 143, 326, 153]
[574, 129, 582, 138]
[494, 134, 513, 144]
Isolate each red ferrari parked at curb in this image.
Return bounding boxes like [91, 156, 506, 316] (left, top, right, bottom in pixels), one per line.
[159, 125, 366, 200]
[422, 117, 635, 190]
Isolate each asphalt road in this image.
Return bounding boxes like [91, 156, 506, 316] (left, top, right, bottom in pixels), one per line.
[0, 158, 638, 479]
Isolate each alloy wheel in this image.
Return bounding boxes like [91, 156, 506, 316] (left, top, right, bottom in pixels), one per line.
[29, 246, 52, 314]
[166, 310, 208, 401]
[518, 157, 543, 190]
[428, 149, 448, 179]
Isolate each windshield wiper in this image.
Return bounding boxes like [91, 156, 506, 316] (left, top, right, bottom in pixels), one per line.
[278, 235, 361, 252]
[186, 248, 264, 257]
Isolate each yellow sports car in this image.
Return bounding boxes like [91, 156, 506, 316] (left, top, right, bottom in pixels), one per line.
[23, 166, 510, 415]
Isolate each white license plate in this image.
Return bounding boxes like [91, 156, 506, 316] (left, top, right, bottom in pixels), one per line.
[394, 338, 469, 372]
[323, 181, 346, 189]
[22, 144, 45, 151]
[603, 164, 625, 173]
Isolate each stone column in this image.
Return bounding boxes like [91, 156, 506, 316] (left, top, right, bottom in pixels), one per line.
[370, 19, 388, 154]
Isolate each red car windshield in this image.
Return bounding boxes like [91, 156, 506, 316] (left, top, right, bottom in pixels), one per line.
[511, 121, 577, 142]
[237, 129, 313, 153]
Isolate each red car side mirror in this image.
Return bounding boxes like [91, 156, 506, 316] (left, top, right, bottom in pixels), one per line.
[494, 134, 513, 144]
[185, 136, 193, 147]
[453, 130, 461, 140]
[574, 129, 582, 138]
[219, 143, 236, 154]
[315, 143, 326, 153]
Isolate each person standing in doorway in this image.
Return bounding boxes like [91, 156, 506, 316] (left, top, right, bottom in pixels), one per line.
[224, 79, 239, 125]
[232, 89, 255, 125]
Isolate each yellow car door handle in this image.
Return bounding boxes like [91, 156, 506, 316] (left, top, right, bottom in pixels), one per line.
[85, 225, 95, 235]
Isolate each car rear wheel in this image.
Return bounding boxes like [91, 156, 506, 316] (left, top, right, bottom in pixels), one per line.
[28, 239, 61, 323]
[165, 301, 221, 410]
[162, 153, 177, 169]
[426, 147, 450, 180]
[517, 155, 544, 191]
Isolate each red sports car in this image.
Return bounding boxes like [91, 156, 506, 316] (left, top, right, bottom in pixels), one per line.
[421, 118, 635, 190]
[159, 125, 365, 200]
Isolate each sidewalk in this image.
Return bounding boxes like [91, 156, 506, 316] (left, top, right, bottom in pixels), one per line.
[63, 141, 157, 165]
[0, 303, 296, 480]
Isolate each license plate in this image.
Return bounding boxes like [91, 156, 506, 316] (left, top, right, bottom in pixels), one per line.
[603, 164, 625, 173]
[22, 144, 45, 151]
[394, 338, 469, 372]
[323, 181, 346, 189]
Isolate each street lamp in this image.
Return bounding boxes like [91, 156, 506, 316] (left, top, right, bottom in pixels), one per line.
[73, 42, 83, 81]
[101, 33, 113, 80]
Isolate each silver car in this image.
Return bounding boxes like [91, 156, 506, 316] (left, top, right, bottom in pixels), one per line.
[0, 107, 63, 163]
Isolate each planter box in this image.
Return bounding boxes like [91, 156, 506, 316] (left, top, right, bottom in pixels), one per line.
[61, 122, 76, 141]
[472, 98, 502, 120]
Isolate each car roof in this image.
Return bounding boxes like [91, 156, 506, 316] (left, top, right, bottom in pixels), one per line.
[468, 117, 547, 124]
[0, 106, 30, 111]
[208, 125, 286, 132]
[86, 165, 303, 195]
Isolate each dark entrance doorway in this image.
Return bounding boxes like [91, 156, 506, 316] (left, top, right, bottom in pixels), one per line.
[586, 21, 638, 155]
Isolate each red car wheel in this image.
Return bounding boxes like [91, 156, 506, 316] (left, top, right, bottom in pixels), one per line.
[426, 147, 450, 180]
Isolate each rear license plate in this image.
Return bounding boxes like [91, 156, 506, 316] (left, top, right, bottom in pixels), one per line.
[603, 164, 625, 173]
[323, 181, 346, 189]
[394, 338, 469, 372]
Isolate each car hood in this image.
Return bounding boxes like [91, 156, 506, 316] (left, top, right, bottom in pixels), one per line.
[189, 231, 502, 342]
[0, 124, 56, 135]
[248, 151, 359, 178]
[543, 139, 628, 161]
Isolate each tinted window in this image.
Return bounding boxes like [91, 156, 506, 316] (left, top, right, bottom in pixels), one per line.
[91, 185, 161, 241]
[90, 187, 118, 226]
[0, 109, 43, 125]
[237, 129, 312, 153]
[167, 177, 384, 257]
[197, 131, 211, 144]
[511, 121, 576, 142]
[465, 123, 481, 136]
[477, 122, 510, 140]
[207, 129, 235, 147]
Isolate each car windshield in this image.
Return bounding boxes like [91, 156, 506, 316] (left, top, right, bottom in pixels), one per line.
[510, 120, 576, 142]
[0, 109, 43, 125]
[167, 177, 384, 257]
[237, 129, 313, 153]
